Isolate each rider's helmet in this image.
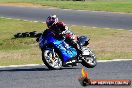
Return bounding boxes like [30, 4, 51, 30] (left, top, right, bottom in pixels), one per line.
[46, 15, 58, 28]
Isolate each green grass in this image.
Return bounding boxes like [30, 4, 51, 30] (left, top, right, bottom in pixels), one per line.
[0, 18, 44, 65]
[0, 18, 132, 66]
[1, 0, 132, 13]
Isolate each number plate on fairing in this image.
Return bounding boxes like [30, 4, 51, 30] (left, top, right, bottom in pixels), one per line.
[82, 48, 90, 56]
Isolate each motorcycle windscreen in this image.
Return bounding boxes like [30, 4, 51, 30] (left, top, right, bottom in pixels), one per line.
[54, 41, 77, 62]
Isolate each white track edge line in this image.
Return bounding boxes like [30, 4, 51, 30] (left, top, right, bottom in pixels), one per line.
[0, 16, 43, 23]
[98, 59, 132, 62]
[0, 59, 132, 68]
[0, 64, 43, 68]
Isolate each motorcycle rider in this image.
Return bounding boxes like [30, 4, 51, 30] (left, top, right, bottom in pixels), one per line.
[44, 15, 81, 65]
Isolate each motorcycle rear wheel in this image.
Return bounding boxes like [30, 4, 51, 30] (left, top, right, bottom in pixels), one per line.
[42, 49, 62, 70]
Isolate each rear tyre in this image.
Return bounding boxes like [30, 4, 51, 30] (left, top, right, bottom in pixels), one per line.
[42, 49, 62, 70]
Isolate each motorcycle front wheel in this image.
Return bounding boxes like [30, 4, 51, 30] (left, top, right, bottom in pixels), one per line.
[81, 51, 97, 68]
[42, 49, 62, 70]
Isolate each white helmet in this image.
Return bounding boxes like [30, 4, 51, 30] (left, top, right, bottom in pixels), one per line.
[46, 15, 59, 28]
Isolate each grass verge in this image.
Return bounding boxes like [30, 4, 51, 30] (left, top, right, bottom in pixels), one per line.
[0, 18, 132, 66]
[0, 0, 132, 13]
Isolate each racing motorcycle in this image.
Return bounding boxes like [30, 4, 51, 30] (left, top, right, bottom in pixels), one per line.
[39, 30, 97, 70]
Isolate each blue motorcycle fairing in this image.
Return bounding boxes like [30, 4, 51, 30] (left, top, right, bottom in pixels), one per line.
[39, 31, 77, 62]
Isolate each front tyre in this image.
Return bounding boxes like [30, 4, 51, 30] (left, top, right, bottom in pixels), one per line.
[81, 50, 97, 68]
[42, 49, 62, 70]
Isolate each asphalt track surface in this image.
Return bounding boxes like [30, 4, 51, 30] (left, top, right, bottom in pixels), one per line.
[0, 60, 132, 88]
[0, 6, 132, 30]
